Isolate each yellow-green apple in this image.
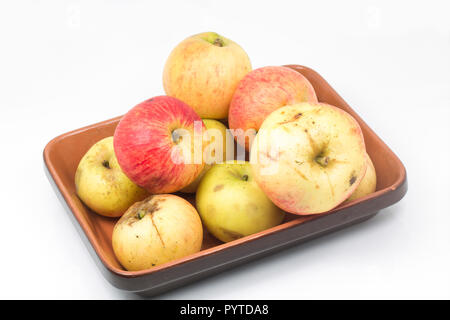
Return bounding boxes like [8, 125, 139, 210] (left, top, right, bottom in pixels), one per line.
[196, 161, 284, 242]
[347, 152, 377, 202]
[75, 137, 149, 217]
[250, 102, 367, 215]
[114, 96, 206, 194]
[163, 32, 252, 119]
[180, 119, 235, 193]
[112, 194, 203, 271]
[228, 66, 318, 151]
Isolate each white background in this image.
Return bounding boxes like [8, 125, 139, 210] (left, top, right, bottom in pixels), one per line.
[0, 0, 449, 299]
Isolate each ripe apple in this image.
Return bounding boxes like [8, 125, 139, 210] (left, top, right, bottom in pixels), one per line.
[250, 102, 367, 215]
[228, 66, 318, 150]
[347, 152, 377, 202]
[112, 194, 203, 271]
[180, 119, 235, 193]
[114, 96, 206, 194]
[196, 161, 284, 242]
[163, 32, 252, 119]
[75, 137, 149, 217]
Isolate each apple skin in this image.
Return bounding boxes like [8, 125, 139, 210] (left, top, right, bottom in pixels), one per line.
[114, 96, 206, 194]
[347, 152, 377, 202]
[163, 32, 252, 119]
[112, 194, 203, 271]
[180, 119, 235, 193]
[196, 161, 285, 243]
[228, 66, 318, 150]
[250, 102, 367, 215]
[75, 137, 149, 217]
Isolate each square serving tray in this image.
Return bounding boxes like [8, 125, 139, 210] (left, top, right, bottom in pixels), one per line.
[43, 65, 407, 296]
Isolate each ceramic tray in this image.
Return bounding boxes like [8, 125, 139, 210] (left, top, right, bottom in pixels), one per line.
[43, 65, 407, 296]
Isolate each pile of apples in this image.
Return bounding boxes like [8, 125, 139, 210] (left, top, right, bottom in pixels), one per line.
[75, 32, 377, 271]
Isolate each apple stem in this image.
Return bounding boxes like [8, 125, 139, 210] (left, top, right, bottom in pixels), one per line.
[102, 160, 110, 169]
[213, 38, 224, 47]
[315, 155, 330, 167]
[136, 210, 146, 219]
[242, 174, 249, 181]
[171, 130, 183, 144]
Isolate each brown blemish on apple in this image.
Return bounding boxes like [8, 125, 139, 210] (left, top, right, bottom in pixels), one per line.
[278, 112, 303, 125]
[213, 184, 224, 192]
[150, 213, 165, 248]
[139, 196, 165, 216]
[324, 171, 335, 199]
[303, 128, 316, 151]
[220, 228, 244, 241]
[128, 196, 166, 227]
[133, 196, 167, 247]
[293, 166, 309, 181]
[350, 175, 357, 186]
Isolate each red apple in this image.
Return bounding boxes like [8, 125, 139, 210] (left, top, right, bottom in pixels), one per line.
[228, 66, 318, 150]
[114, 96, 206, 194]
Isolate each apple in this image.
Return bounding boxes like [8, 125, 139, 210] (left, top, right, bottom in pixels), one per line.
[163, 32, 252, 119]
[228, 66, 318, 150]
[180, 119, 235, 193]
[196, 161, 284, 242]
[114, 96, 206, 194]
[347, 152, 377, 202]
[75, 137, 149, 217]
[250, 102, 367, 215]
[112, 194, 203, 271]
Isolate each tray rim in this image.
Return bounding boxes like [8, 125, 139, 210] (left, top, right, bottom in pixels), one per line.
[43, 64, 407, 280]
